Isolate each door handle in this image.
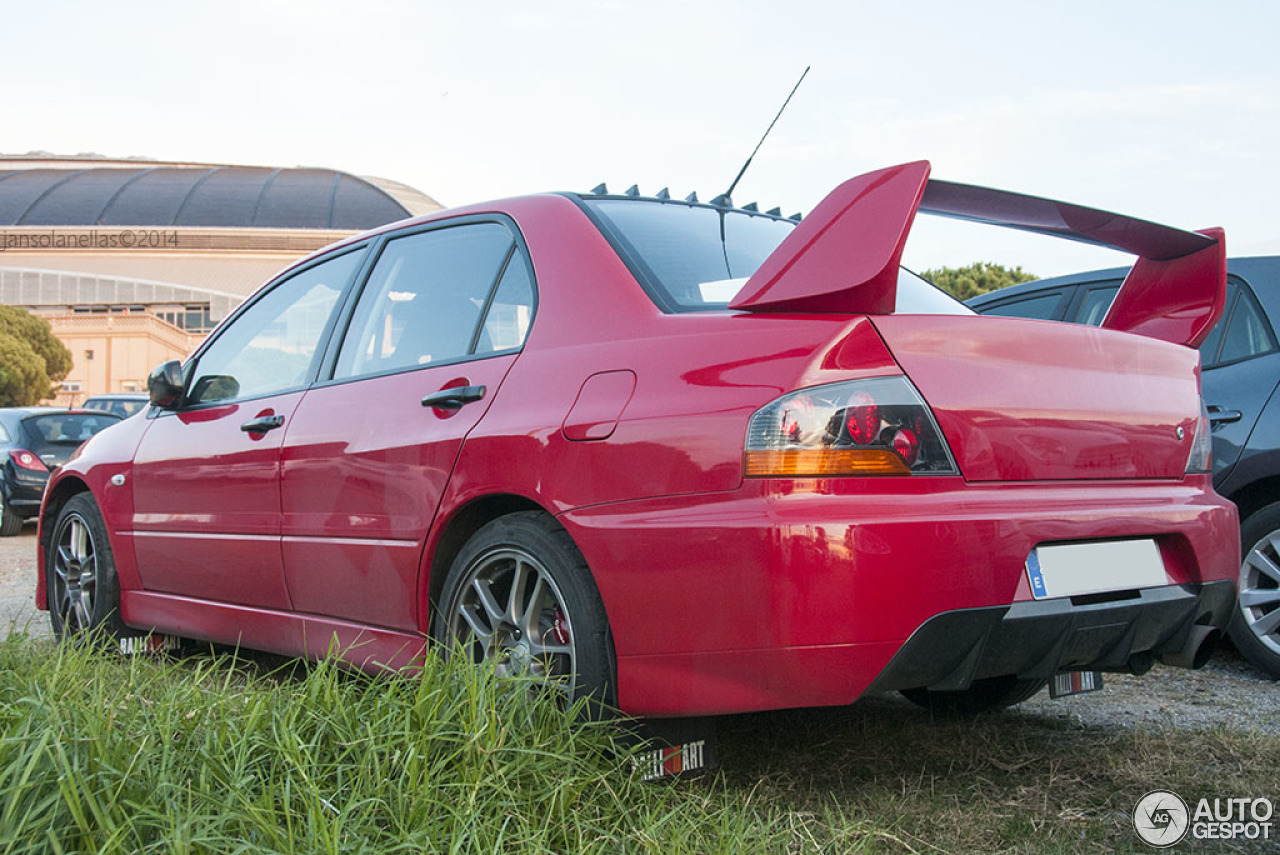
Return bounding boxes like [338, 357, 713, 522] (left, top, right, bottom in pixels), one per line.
[1207, 405, 1242, 426]
[240, 414, 286, 433]
[421, 385, 486, 410]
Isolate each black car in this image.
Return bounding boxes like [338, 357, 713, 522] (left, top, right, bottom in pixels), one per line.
[0, 408, 122, 535]
[968, 257, 1280, 678]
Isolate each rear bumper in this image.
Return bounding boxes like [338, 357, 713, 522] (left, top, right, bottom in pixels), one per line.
[3, 477, 47, 518]
[560, 476, 1239, 717]
[867, 580, 1236, 693]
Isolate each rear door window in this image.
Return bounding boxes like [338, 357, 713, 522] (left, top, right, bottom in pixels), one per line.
[1217, 283, 1276, 366]
[334, 222, 530, 380]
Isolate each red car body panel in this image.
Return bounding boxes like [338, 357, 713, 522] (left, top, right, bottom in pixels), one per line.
[872, 314, 1204, 481]
[278, 355, 519, 630]
[36, 163, 1239, 719]
[1103, 227, 1228, 348]
[130, 393, 301, 609]
[559, 476, 1236, 715]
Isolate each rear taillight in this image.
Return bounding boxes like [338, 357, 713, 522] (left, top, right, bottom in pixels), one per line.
[1185, 399, 1212, 474]
[9, 449, 47, 471]
[745, 376, 958, 477]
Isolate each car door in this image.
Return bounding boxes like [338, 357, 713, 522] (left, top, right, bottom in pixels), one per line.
[1199, 278, 1280, 484]
[279, 220, 535, 629]
[130, 247, 367, 608]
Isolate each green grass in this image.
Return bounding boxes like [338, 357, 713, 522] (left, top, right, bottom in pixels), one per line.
[0, 634, 787, 854]
[0, 632, 1275, 854]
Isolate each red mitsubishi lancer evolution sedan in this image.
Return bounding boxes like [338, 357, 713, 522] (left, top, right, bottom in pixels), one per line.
[37, 161, 1237, 722]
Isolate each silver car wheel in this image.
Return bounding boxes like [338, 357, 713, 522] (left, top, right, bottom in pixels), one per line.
[1239, 529, 1280, 658]
[445, 546, 577, 694]
[51, 512, 98, 633]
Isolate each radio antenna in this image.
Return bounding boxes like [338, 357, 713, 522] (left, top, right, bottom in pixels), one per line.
[720, 65, 810, 204]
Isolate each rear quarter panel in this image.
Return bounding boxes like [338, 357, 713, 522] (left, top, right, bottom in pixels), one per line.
[439, 198, 905, 517]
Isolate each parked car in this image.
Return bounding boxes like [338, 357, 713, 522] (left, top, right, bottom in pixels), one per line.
[969, 258, 1280, 678]
[0, 408, 122, 535]
[82, 393, 149, 419]
[37, 162, 1237, 743]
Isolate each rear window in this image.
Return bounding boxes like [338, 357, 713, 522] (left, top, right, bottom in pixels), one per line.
[21, 413, 119, 454]
[582, 198, 969, 316]
[582, 199, 792, 311]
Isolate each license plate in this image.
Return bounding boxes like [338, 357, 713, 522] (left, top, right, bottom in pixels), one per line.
[1050, 671, 1103, 698]
[1025, 539, 1167, 600]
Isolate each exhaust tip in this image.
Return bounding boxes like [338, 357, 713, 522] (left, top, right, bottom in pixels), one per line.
[1160, 624, 1220, 670]
[1190, 628, 1220, 670]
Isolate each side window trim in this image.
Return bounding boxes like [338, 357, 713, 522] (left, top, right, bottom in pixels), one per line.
[313, 234, 388, 386]
[177, 242, 370, 411]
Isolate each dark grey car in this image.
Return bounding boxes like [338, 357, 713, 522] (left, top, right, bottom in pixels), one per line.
[968, 257, 1280, 678]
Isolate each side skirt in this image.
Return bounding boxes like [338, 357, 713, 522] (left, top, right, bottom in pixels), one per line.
[121, 591, 429, 673]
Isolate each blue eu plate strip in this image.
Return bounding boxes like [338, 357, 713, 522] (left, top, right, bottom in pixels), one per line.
[1026, 550, 1047, 599]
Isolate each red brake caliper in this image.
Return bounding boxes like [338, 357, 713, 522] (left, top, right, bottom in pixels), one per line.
[552, 607, 570, 645]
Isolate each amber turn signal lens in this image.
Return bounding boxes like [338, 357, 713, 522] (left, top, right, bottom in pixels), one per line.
[745, 448, 911, 477]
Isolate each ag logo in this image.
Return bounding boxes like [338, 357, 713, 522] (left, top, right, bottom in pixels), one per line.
[1134, 790, 1190, 847]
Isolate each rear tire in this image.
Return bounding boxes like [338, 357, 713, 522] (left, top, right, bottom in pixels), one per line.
[900, 675, 1047, 714]
[0, 492, 22, 537]
[432, 512, 615, 717]
[46, 493, 131, 643]
[1227, 502, 1280, 679]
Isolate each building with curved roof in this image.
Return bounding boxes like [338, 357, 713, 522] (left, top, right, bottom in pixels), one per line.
[0, 153, 442, 403]
[0, 163, 432, 229]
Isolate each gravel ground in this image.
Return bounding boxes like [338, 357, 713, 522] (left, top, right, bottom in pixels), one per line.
[0, 525, 45, 638]
[3, 518, 1277, 731]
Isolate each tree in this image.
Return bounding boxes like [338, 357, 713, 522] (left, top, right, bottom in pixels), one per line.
[919, 262, 1037, 302]
[0, 306, 73, 406]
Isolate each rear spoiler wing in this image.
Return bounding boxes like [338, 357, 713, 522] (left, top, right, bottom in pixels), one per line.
[728, 160, 1226, 347]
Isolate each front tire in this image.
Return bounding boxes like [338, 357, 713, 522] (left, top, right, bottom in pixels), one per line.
[432, 512, 615, 716]
[1228, 501, 1280, 678]
[900, 675, 1047, 714]
[47, 493, 130, 643]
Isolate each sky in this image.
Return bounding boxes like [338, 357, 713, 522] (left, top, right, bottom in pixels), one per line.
[4, 0, 1277, 277]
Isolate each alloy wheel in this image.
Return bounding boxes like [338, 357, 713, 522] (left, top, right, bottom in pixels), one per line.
[446, 546, 576, 694]
[51, 512, 98, 633]
[1239, 530, 1280, 658]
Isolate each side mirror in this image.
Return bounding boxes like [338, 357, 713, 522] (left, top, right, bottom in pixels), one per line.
[147, 361, 185, 409]
[188, 375, 240, 404]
